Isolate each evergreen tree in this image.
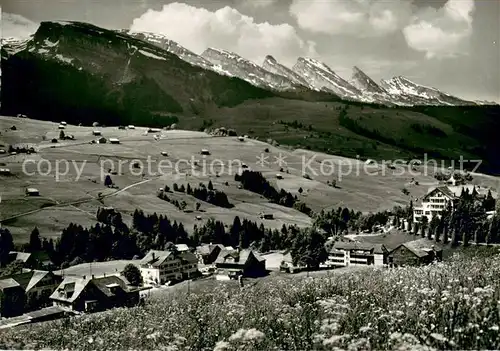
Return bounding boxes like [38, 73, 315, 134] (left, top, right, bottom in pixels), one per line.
[208, 180, 214, 191]
[104, 175, 113, 187]
[0, 228, 14, 267]
[290, 228, 327, 268]
[59, 130, 65, 140]
[123, 263, 143, 286]
[29, 226, 42, 252]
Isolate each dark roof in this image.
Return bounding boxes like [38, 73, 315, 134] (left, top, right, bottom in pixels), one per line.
[179, 251, 198, 264]
[332, 241, 387, 254]
[396, 238, 443, 258]
[196, 244, 224, 256]
[215, 249, 265, 266]
[140, 250, 173, 267]
[8, 251, 32, 263]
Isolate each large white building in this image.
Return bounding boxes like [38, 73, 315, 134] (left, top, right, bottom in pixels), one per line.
[139, 249, 198, 285]
[413, 185, 495, 223]
[326, 242, 388, 267]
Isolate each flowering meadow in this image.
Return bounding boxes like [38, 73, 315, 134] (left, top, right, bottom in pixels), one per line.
[1, 253, 500, 350]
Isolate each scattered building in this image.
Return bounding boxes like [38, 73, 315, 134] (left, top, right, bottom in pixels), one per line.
[60, 121, 67, 126]
[58, 125, 65, 129]
[175, 244, 190, 252]
[98, 137, 107, 144]
[326, 242, 388, 267]
[109, 138, 120, 144]
[0, 149, 6, 154]
[50, 275, 140, 313]
[390, 238, 443, 267]
[6, 271, 62, 311]
[196, 244, 224, 265]
[128, 125, 135, 129]
[92, 130, 102, 136]
[238, 136, 245, 142]
[260, 213, 274, 220]
[25, 188, 40, 197]
[139, 250, 199, 285]
[0, 168, 11, 175]
[200, 149, 210, 155]
[275, 173, 283, 179]
[161, 151, 168, 156]
[279, 253, 306, 273]
[8, 251, 36, 268]
[214, 249, 266, 280]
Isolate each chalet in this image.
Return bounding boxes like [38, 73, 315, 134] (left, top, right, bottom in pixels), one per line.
[92, 130, 102, 136]
[325, 242, 388, 267]
[109, 138, 120, 144]
[98, 137, 107, 144]
[238, 136, 245, 142]
[200, 149, 210, 155]
[0, 168, 11, 175]
[390, 238, 443, 267]
[0, 149, 6, 154]
[161, 151, 168, 156]
[139, 250, 199, 285]
[214, 249, 266, 280]
[0, 279, 25, 318]
[60, 121, 67, 126]
[275, 173, 283, 179]
[8, 270, 62, 311]
[175, 244, 190, 252]
[58, 125, 65, 129]
[50, 275, 140, 313]
[128, 125, 135, 129]
[260, 213, 274, 220]
[196, 244, 224, 264]
[25, 188, 40, 196]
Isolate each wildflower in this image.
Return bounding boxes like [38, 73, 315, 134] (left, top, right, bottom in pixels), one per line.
[214, 341, 231, 351]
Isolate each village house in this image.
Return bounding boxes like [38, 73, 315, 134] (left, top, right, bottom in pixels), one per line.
[8, 251, 37, 269]
[390, 238, 443, 267]
[196, 244, 224, 264]
[109, 138, 120, 144]
[139, 249, 199, 285]
[25, 188, 40, 197]
[413, 185, 495, 223]
[2, 270, 62, 312]
[279, 252, 307, 273]
[50, 275, 140, 313]
[214, 249, 266, 280]
[326, 241, 388, 267]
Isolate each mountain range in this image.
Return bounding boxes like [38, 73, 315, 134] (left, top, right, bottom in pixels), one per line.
[2, 21, 500, 174]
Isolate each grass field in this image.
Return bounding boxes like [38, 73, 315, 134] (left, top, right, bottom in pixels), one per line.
[2, 254, 500, 350]
[1, 116, 499, 243]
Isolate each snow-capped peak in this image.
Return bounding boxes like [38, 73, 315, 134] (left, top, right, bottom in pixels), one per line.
[262, 55, 314, 89]
[292, 57, 366, 101]
[350, 66, 386, 95]
[201, 48, 297, 91]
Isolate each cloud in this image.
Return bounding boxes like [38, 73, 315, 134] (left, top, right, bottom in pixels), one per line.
[130, 2, 316, 66]
[402, 0, 475, 58]
[1, 12, 39, 40]
[289, 0, 412, 37]
[241, 0, 277, 8]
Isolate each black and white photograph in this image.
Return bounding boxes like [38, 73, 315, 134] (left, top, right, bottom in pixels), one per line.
[0, 0, 499, 349]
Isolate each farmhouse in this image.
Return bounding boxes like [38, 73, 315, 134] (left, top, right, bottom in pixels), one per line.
[390, 238, 443, 267]
[196, 244, 224, 264]
[98, 137, 107, 144]
[200, 149, 210, 155]
[58, 125, 65, 129]
[139, 250, 199, 285]
[238, 136, 245, 142]
[0, 149, 5, 154]
[0, 168, 11, 175]
[214, 249, 266, 280]
[5, 270, 62, 311]
[128, 125, 135, 129]
[50, 275, 140, 313]
[109, 138, 120, 144]
[8, 251, 36, 268]
[60, 121, 67, 126]
[161, 151, 168, 156]
[326, 242, 388, 267]
[276, 173, 283, 179]
[92, 130, 102, 136]
[25, 188, 40, 196]
[279, 253, 306, 273]
[175, 244, 190, 252]
[260, 213, 274, 220]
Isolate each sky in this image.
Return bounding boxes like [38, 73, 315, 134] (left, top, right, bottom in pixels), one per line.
[1, 0, 499, 102]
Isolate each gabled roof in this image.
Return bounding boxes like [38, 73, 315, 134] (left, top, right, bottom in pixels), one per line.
[140, 250, 172, 267]
[175, 244, 190, 252]
[215, 249, 265, 266]
[25, 270, 52, 292]
[0, 278, 21, 290]
[332, 241, 388, 254]
[397, 238, 443, 258]
[424, 186, 456, 200]
[9, 251, 32, 263]
[50, 275, 133, 303]
[179, 251, 198, 264]
[197, 244, 224, 255]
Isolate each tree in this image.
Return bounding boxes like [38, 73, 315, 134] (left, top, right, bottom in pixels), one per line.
[123, 263, 143, 286]
[208, 180, 214, 191]
[59, 130, 65, 140]
[29, 226, 42, 252]
[173, 183, 179, 192]
[104, 175, 113, 187]
[179, 184, 186, 193]
[290, 228, 327, 269]
[298, 187, 303, 194]
[0, 260, 24, 277]
[195, 202, 201, 211]
[0, 228, 14, 267]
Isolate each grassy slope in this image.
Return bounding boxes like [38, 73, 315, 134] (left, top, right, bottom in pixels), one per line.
[1, 253, 500, 350]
